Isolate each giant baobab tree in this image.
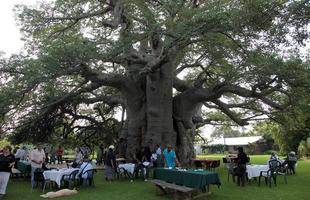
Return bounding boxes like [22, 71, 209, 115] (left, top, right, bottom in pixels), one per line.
[0, 0, 309, 164]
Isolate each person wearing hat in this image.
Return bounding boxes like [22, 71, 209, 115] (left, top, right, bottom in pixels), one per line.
[284, 151, 297, 174]
[104, 145, 116, 181]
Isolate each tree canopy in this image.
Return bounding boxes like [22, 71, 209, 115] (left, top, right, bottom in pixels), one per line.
[0, 0, 309, 163]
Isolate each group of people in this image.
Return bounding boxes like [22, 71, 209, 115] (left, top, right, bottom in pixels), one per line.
[0, 142, 72, 198]
[0, 141, 183, 198]
[233, 147, 298, 187]
[44, 145, 64, 165]
[1, 141, 300, 198]
[0, 143, 50, 198]
[102, 143, 181, 182]
[268, 151, 298, 174]
[11, 145, 64, 165]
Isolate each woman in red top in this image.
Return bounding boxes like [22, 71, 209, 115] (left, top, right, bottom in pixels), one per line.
[56, 146, 64, 164]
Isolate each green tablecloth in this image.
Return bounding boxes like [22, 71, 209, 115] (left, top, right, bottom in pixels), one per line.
[153, 168, 221, 191]
[17, 161, 31, 173]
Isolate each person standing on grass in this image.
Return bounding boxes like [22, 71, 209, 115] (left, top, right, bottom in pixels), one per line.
[49, 146, 56, 164]
[96, 144, 104, 166]
[14, 146, 24, 162]
[236, 147, 248, 187]
[56, 145, 64, 164]
[104, 145, 116, 182]
[30, 143, 45, 187]
[0, 145, 15, 199]
[14, 146, 25, 168]
[163, 145, 180, 168]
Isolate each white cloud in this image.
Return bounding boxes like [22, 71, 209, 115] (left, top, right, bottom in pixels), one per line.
[0, 0, 38, 56]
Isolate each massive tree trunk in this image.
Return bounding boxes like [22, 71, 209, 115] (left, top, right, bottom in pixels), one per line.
[120, 69, 147, 160]
[173, 90, 203, 165]
[126, 106, 146, 160]
[145, 62, 175, 151]
[122, 61, 199, 165]
[123, 61, 181, 162]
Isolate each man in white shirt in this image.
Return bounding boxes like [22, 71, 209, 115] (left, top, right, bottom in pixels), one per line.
[14, 146, 26, 168]
[155, 144, 163, 167]
[77, 156, 94, 186]
[78, 157, 93, 179]
[30, 143, 45, 187]
[15, 147, 26, 160]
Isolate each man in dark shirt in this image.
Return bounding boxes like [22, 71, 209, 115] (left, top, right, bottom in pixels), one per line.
[0, 145, 15, 198]
[104, 145, 116, 181]
[236, 147, 248, 187]
[132, 148, 147, 180]
[143, 146, 152, 162]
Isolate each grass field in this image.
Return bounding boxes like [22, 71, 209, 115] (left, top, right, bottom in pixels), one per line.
[4, 155, 310, 200]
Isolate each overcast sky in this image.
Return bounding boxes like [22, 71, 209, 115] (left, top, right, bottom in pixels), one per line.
[0, 0, 38, 56]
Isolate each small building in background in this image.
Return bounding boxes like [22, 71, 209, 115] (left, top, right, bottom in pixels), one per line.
[208, 136, 265, 154]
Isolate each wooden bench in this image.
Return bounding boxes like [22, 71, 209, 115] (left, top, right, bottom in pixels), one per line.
[150, 179, 211, 200]
[150, 179, 193, 200]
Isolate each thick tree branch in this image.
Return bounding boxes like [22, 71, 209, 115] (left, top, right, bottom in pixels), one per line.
[80, 64, 128, 89]
[212, 99, 249, 126]
[77, 95, 123, 106]
[173, 77, 191, 92]
[218, 84, 286, 110]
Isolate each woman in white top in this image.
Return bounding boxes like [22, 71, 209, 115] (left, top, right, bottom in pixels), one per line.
[78, 156, 94, 184]
[72, 148, 83, 168]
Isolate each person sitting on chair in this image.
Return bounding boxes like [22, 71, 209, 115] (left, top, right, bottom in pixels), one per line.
[284, 151, 297, 174]
[72, 148, 83, 168]
[269, 152, 279, 161]
[78, 156, 93, 184]
[132, 148, 147, 180]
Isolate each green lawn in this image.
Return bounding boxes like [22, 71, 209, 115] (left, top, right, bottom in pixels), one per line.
[4, 155, 310, 200]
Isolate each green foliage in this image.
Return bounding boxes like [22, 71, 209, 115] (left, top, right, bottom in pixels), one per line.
[0, 0, 309, 153]
[0, 138, 10, 149]
[271, 96, 310, 154]
[251, 121, 280, 136]
[298, 137, 310, 157]
[210, 122, 264, 139]
[210, 125, 242, 138]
